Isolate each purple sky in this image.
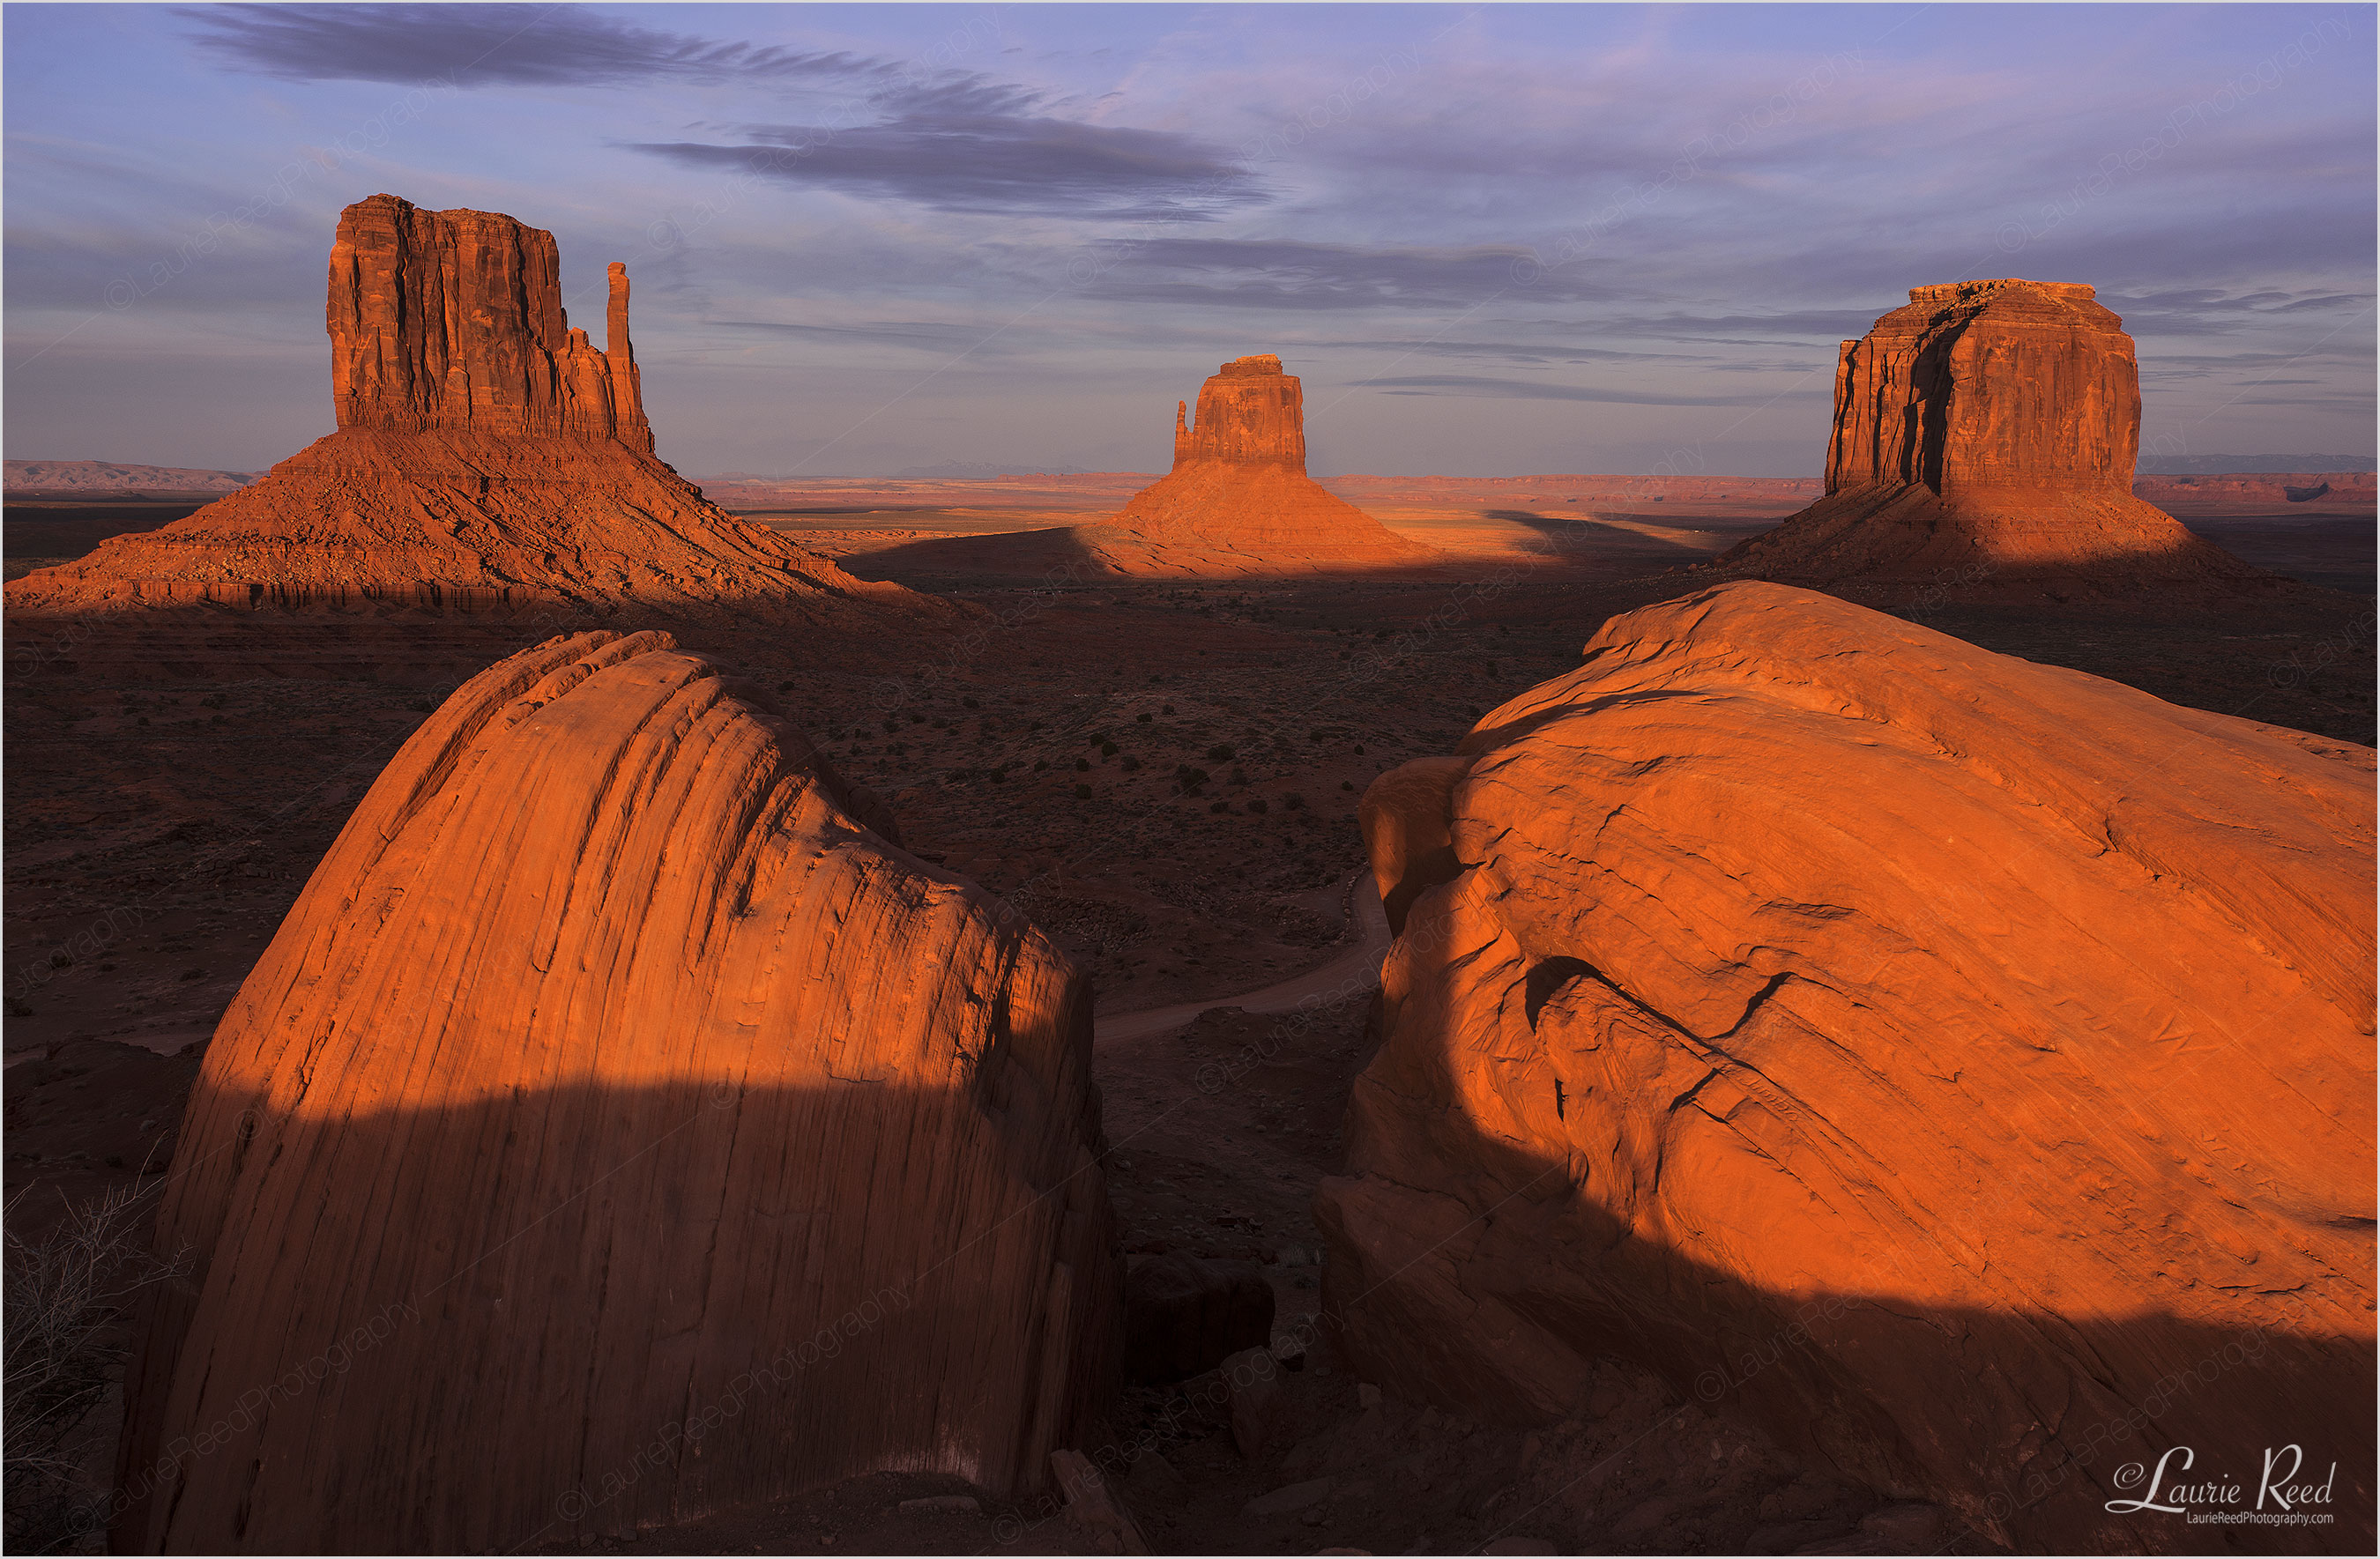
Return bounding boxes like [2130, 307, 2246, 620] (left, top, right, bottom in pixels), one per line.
[5, 3, 2372, 476]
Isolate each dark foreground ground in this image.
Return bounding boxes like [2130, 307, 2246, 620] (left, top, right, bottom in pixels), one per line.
[4, 495, 2370, 1554]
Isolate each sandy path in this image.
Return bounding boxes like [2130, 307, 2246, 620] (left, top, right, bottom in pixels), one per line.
[1094, 872, 1391, 1044]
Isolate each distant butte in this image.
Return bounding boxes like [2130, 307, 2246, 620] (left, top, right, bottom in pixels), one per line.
[1705, 279, 2283, 601]
[4, 194, 946, 629]
[1079, 354, 1441, 575]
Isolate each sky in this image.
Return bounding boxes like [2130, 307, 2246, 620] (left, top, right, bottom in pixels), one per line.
[4, 2, 2373, 477]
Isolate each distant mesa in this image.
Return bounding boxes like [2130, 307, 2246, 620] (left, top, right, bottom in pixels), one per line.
[3, 460, 260, 496]
[1078, 354, 1441, 575]
[1707, 279, 2282, 600]
[1320, 580, 2376, 1554]
[114, 630, 1119, 1553]
[6, 194, 941, 628]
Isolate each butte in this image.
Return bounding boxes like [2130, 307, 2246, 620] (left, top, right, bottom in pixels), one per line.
[865, 354, 1440, 581]
[1705, 279, 2280, 602]
[5, 194, 948, 657]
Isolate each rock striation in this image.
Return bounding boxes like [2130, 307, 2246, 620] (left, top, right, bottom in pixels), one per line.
[1079, 355, 1440, 576]
[7, 195, 935, 628]
[1318, 582, 2375, 1553]
[1709, 280, 2274, 599]
[113, 631, 1120, 1553]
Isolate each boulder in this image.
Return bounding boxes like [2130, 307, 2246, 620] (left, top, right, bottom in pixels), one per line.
[8, 196, 945, 633]
[112, 631, 1119, 1553]
[1317, 581, 2375, 1552]
[1221, 1347, 1287, 1459]
[1125, 1253, 1276, 1384]
[1708, 280, 2279, 601]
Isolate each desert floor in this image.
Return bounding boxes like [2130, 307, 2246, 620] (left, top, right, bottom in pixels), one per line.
[4, 482, 2370, 1554]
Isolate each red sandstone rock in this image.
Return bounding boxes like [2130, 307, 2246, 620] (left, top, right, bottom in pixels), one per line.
[1318, 581, 2375, 1553]
[8, 196, 940, 629]
[113, 632, 1119, 1553]
[1709, 281, 2275, 600]
[1079, 355, 1439, 576]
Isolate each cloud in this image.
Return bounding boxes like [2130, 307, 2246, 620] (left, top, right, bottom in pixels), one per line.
[1072, 238, 1608, 309]
[176, 3, 889, 88]
[1359, 375, 1825, 406]
[631, 102, 1268, 220]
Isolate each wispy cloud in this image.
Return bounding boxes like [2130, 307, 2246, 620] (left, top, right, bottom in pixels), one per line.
[1362, 374, 1824, 406]
[177, 3, 889, 88]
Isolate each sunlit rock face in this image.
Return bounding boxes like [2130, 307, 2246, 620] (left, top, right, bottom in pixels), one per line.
[1710, 281, 2277, 599]
[114, 631, 1120, 1554]
[6, 195, 941, 629]
[1083, 353, 1441, 576]
[1318, 582, 2375, 1553]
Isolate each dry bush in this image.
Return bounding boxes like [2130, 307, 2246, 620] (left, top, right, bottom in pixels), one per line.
[4, 1184, 185, 1553]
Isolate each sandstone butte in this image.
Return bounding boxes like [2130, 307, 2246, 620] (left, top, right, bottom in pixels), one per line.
[6, 195, 933, 628]
[112, 632, 1119, 1554]
[1319, 581, 2375, 1553]
[1707, 279, 2279, 601]
[1074, 354, 1442, 576]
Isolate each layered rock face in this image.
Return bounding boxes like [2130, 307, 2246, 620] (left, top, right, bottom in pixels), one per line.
[1712, 280, 2271, 598]
[8, 196, 933, 628]
[1318, 583, 2374, 1552]
[114, 632, 1119, 1553]
[328, 195, 651, 449]
[1082, 355, 1439, 575]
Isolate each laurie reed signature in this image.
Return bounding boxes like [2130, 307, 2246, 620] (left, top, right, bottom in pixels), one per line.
[2106, 1444, 2339, 1525]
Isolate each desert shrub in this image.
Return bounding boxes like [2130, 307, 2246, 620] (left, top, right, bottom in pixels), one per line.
[962, 696, 979, 709]
[1033, 759, 1049, 771]
[1119, 755, 1142, 773]
[1209, 800, 1231, 814]
[1162, 704, 1176, 716]
[1074, 783, 1094, 799]
[1075, 758, 1091, 772]
[1247, 798, 1269, 815]
[1136, 712, 1153, 723]
[5, 1184, 188, 1553]
[1284, 793, 1305, 811]
[1100, 740, 1119, 757]
[1341, 780, 1356, 791]
[1207, 744, 1235, 761]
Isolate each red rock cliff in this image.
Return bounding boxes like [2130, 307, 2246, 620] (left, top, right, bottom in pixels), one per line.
[1172, 354, 1306, 470]
[327, 192, 651, 451]
[114, 632, 1118, 1553]
[1826, 279, 2137, 498]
